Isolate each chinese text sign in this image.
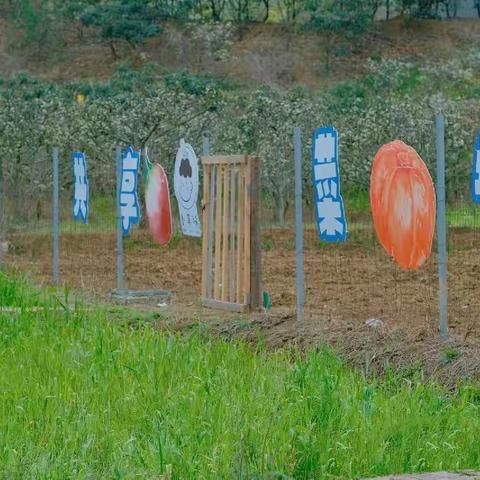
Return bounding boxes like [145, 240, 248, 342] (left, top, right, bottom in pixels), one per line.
[72, 152, 89, 224]
[120, 147, 141, 235]
[471, 132, 480, 203]
[312, 127, 347, 242]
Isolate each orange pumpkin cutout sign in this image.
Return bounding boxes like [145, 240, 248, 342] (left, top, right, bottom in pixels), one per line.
[370, 140, 436, 270]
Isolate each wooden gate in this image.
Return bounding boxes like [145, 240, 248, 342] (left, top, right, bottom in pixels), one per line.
[201, 155, 261, 312]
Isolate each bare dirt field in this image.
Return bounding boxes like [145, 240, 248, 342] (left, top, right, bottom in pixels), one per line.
[5, 226, 480, 386]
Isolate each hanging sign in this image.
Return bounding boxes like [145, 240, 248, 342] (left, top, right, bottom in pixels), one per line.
[120, 146, 141, 235]
[471, 132, 480, 203]
[72, 151, 89, 224]
[174, 139, 201, 237]
[370, 140, 436, 270]
[144, 151, 173, 246]
[312, 126, 347, 242]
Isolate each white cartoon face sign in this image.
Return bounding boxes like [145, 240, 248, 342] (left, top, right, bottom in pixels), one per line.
[174, 139, 201, 237]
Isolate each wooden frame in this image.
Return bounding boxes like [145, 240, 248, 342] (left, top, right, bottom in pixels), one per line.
[201, 155, 261, 312]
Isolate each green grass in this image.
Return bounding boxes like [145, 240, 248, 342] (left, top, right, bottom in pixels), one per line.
[0, 273, 45, 307]
[446, 204, 480, 229]
[1, 274, 480, 478]
[343, 188, 371, 216]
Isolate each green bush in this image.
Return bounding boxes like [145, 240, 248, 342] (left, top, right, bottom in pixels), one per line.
[80, 2, 164, 56]
[163, 72, 234, 96]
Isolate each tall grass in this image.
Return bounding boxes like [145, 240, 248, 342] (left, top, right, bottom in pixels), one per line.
[1, 274, 480, 479]
[0, 272, 44, 307]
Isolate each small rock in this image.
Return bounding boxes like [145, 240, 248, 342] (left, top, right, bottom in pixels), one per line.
[365, 318, 384, 328]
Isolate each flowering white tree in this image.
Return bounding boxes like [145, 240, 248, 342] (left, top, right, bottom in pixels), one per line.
[1, 51, 479, 225]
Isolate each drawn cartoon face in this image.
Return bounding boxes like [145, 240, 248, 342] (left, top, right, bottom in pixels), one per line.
[178, 157, 194, 204]
[174, 142, 199, 211]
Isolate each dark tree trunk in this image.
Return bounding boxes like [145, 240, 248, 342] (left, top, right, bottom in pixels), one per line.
[289, 0, 298, 21]
[210, 0, 220, 21]
[324, 36, 333, 75]
[109, 40, 119, 60]
[262, 0, 270, 22]
[273, 192, 288, 224]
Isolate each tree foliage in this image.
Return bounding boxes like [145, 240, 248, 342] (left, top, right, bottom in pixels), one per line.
[80, 2, 164, 57]
[4, 0, 476, 56]
[1, 50, 479, 222]
[305, 0, 376, 35]
[303, 0, 377, 71]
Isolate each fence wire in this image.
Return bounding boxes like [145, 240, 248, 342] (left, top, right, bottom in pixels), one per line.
[0, 133, 479, 339]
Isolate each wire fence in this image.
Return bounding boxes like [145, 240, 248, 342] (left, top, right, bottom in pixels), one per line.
[1, 122, 479, 338]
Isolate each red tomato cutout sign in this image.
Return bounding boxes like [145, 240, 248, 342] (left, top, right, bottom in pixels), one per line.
[145, 164, 173, 246]
[370, 140, 436, 270]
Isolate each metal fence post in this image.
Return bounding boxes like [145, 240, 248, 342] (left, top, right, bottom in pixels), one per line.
[116, 146, 125, 292]
[52, 147, 60, 284]
[203, 135, 210, 156]
[435, 113, 448, 338]
[294, 127, 305, 322]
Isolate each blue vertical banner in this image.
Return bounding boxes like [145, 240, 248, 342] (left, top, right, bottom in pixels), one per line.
[471, 132, 480, 203]
[72, 151, 89, 224]
[312, 126, 347, 242]
[120, 146, 141, 235]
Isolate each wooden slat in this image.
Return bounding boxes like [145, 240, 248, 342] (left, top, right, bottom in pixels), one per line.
[249, 156, 262, 309]
[243, 159, 252, 305]
[229, 168, 236, 302]
[201, 298, 248, 313]
[221, 167, 230, 301]
[213, 166, 223, 300]
[236, 164, 245, 304]
[206, 165, 216, 298]
[201, 155, 246, 165]
[201, 163, 210, 299]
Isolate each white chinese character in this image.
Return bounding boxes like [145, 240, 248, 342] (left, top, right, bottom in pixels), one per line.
[316, 178, 340, 200]
[317, 197, 344, 236]
[123, 151, 139, 171]
[314, 132, 335, 163]
[314, 162, 337, 181]
[120, 192, 138, 232]
[121, 170, 136, 193]
[330, 179, 338, 199]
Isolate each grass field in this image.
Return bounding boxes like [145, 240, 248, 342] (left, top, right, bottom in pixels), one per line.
[8, 189, 480, 236]
[1, 272, 480, 479]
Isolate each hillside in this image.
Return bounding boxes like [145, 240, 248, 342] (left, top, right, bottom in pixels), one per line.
[1, 16, 479, 88]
